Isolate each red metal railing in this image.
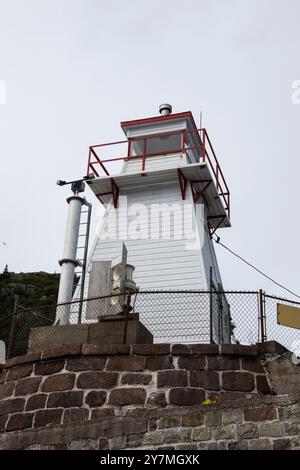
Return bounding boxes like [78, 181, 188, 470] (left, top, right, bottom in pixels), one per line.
[86, 128, 230, 220]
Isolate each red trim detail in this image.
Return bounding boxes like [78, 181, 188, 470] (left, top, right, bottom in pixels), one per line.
[121, 111, 194, 128]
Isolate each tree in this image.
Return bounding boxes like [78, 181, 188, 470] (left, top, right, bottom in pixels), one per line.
[3, 264, 9, 278]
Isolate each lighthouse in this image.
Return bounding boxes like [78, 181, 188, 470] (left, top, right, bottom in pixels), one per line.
[83, 105, 231, 344]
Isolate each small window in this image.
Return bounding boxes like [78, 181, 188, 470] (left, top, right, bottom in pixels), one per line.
[130, 134, 183, 158]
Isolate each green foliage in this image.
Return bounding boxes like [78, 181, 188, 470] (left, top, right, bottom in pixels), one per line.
[0, 272, 61, 356]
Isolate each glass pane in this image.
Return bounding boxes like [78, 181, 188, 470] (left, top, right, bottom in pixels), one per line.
[146, 134, 182, 156]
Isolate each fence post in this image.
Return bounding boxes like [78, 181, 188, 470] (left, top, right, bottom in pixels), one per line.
[259, 289, 266, 343]
[7, 295, 19, 359]
[209, 267, 213, 344]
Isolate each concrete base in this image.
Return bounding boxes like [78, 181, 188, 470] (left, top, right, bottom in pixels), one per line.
[28, 318, 153, 352]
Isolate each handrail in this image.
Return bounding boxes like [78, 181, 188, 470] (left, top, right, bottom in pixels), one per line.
[86, 128, 230, 219]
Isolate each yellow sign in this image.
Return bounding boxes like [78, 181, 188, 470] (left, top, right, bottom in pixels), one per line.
[277, 303, 300, 329]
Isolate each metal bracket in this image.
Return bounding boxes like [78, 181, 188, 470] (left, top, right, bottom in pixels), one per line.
[191, 180, 212, 203]
[177, 169, 187, 200]
[207, 215, 226, 237]
[96, 178, 120, 209]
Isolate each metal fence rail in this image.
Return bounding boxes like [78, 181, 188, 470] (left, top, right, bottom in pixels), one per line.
[1, 290, 300, 359]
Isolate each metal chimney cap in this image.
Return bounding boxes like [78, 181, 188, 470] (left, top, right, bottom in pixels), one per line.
[159, 103, 172, 116]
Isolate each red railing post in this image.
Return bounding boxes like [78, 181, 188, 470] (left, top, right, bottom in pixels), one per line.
[142, 138, 147, 172]
[127, 139, 131, 160]
[202, 129, 206, 162]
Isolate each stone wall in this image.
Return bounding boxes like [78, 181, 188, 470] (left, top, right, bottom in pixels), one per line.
[0, 341, 299, 450]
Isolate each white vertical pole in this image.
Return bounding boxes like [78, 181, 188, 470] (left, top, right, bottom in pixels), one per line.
[55, 194, 84, 325]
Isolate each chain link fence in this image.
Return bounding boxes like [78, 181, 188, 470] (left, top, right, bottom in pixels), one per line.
[2, 290, 300, 358]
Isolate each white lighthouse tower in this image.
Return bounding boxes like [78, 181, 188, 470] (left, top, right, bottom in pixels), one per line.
[83, 105, 231, 344]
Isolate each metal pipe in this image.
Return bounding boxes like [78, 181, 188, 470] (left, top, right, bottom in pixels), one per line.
[55, 193, 84, 325]
[159, 103, 172, 116]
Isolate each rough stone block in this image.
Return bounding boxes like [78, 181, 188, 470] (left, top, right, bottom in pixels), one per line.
[237, 423, 259, 439]
[248, 438, 272, 450]
[121, 373, 152, 385]
[143, 431, 164, 446]
[14, 377, 41, 396]
[157, 370, 188, 388]
[241, 358, 264, 373]
[41, 373, 76, 392]
[8, 398, 25, 414]
[227, 440, 248, 450]
[107, 356, 145, 371]
[244, 406, 277, 422]
[256, 375, 272, 394]
[204, 411, 222, 427]
[110, 435, 127, 450]
[34, 409, 63, 428]
[178, 356, 206, 370]
[6, 413, 33, 431]
[259, 421, 283, 437]
[132, 344, 170, 355]
[47, 391, 83, 408]
[182, 413, 204, 427]
[158, 416, 180, 429]
[6, 364, 33, 382]
[26, 394, 47, 411]
[207, 356, 239, 370]
[82, 344, 130, 355]
[222, 409, 243, 425]
[164, 429, 191, 444]
[85, 391, 107, 407]
[172, 344, 218, 355]
[35, 360, 65, 376]
[0, 382, 15, 399]
[41, 344, 82, 360]
[66, 357, 107, 372]
[77, 371, 118, 389]
[91, 408, 115, 420]
[222, 372, 254, 391]
[212, 424, 235, 440]
[63, 408, 89, 424]
[0, 415, 8, 432]
[5, 352, 40, 368]
[108, 388, 146, 406]
[146, 355, 174, 371]
[220, 344, 258, 356]
[192, 427, 211, 441]
[273, 438, 291, 450]
[147, 390, 167, 407]
[169, 388, 204, 406]
[190, 371, 220, 390]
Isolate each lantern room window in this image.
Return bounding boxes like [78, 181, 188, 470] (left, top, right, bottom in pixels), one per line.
[129, 132, 183, 158]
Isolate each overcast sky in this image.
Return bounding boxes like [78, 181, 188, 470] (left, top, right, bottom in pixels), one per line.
[0, 0, 300, 297]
